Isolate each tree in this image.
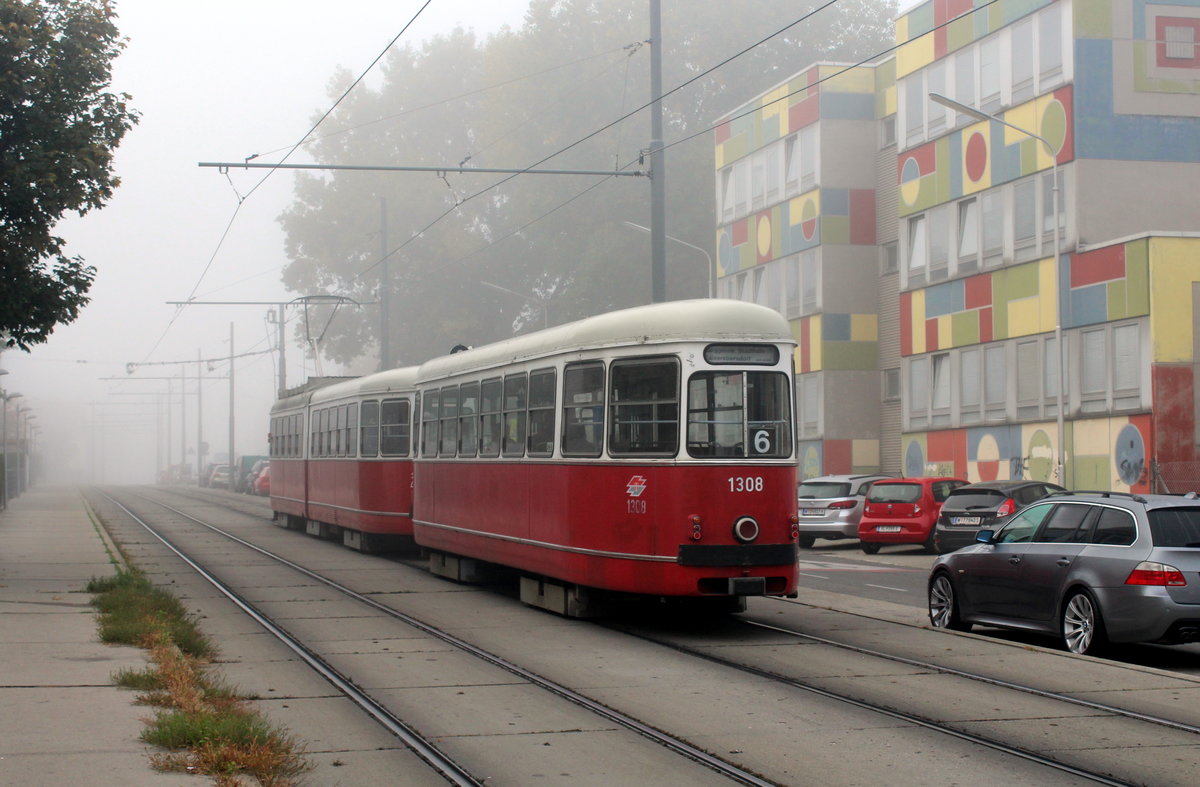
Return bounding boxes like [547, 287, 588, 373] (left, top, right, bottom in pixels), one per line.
[278, 0, 897, 368]
[0, 0, 138, 350]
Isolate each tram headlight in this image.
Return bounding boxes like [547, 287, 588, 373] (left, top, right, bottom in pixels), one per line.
[732, 516, 759, 544]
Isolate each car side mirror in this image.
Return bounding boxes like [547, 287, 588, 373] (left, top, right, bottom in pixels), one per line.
[975, 529, 995, 545]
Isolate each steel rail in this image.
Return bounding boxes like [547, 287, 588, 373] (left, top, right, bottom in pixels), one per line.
[746, 615, 1200, 737]
[110, 488, 780, 787]
[97, 491, 482, 787]
[608, 620, 1132, 787]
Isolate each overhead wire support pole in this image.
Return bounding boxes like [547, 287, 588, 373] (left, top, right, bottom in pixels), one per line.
[648, 0, 667, 303]
[199, 162, 649, 178]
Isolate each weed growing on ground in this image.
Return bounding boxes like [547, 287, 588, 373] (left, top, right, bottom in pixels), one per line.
[88, 568, 311, 785]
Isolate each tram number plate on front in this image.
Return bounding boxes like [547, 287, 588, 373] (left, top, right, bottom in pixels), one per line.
[875, 525, 901, 533]
[801, 508, 826, 516]
[952, 516, 982, 525]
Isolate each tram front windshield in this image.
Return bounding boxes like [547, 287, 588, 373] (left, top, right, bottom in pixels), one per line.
[686, 371, 791, 459]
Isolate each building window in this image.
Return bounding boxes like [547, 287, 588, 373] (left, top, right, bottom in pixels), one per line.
[1164, 25, 1196, 60]
[979, 37, 1001, 113]
[1112, 323, 1141, 409]
[1041, 169, 1064, 244]
[960, 348, 981, 424]
[931, 352, 951, 425]
[1011, 18, 1035, 102]
[799, 125, 817, 190]
[881, 242, 899, 275]
[981, 191, 1003, 266]
[880, 115, 896, 148]
[1039, 4, 1064, 84]
[985, 345, 1007, 420]
[929, 204, 949, 279]
[1016, 340, 1040, 418]
[784, 134, 801, 194]
[953, 49, 975, 123]
[958, 198, 979, 267]
[1014, 178, 1037, 261]
[904, 74, 924, 145]
[908, 214, 928, 274]
[909, 356, 929, 427]
[800, 250, 819, 314]
[883, 368, 901, 402]
[1080, 328, 1107, 414]
[927, 61, 947, 135]
[800, 373, 820, 437]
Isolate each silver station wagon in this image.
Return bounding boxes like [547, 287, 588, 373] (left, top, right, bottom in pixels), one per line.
[928, 491, 1200, 655]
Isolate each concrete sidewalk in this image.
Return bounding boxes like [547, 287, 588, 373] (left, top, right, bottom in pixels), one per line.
[0, 486, 177, 785]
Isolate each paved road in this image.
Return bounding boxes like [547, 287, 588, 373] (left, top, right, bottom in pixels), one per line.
[797, 538, 1200, 675]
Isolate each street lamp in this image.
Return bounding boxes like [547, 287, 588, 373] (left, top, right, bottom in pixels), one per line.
[1, 391, 21, 509]
[928, 92, 1065, 484]
[623, 221, 715, 298]
[480, 281, 549, 330]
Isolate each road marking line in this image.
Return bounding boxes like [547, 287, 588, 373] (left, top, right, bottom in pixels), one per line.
[864, 583, 908, 592]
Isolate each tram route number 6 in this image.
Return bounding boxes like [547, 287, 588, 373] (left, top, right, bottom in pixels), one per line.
[753, 429, 772, 454]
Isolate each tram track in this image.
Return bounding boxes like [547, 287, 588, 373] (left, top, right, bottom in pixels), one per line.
[92, 487, 784, 787]
[97, 485, 1188, 785]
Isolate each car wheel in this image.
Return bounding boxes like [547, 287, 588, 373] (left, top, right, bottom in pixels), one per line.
[1061, 589, 1107, 656]
[922, 531, 939, 555]
[860, 542, 880, 555]
[798, 535, 816, 549]
[928, 572, 971, 631]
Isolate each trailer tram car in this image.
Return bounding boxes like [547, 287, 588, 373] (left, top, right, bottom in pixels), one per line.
[268, 368, 419, 553]
[412, 300, 800, 616]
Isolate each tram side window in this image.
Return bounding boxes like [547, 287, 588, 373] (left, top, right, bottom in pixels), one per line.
[686, 371, 791, 458]
[360, 401, 380, 457]
[479, 378, 502, 457]
[380, 398, 411, 456]
[459, 382, 479, 457]
[440, 386, 459, 457]
[609, 358, 679, 456]
[331, 406, 342, 456]
[292, 414, 301, 458]
[319, 408, 330, 457]
[345, 403, 358, 457]
[528, 369, 556, 457]
[421, 391, 440, 458]
[310, 413, 318, 457]
[562, 362, 604, 457]
[502, 373, 528, 457]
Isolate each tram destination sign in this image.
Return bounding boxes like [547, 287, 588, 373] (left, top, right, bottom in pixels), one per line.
[704, 344, 779, 365]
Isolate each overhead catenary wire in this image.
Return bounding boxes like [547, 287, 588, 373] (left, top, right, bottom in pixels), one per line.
[342, 0, 851, 285]
[400, 0, 1005, 281]
[141, 1, 437, 365]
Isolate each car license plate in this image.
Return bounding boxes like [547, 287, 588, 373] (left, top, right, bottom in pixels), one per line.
[875, 525, 901, 533]
[801, 508, 826, 516]
[951, 516, 981, 526]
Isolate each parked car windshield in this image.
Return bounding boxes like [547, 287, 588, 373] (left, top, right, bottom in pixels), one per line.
[798, 481, 852, 498]
[867, 483, 921, 504]
[944, 490, 1006, 509]
[1149, 508, 1200, 547]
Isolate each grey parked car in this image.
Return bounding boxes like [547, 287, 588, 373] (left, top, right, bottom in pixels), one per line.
[933, 480, 1067, 554]
[796, 474, 893, 549]
[928, 491, 1200, 655]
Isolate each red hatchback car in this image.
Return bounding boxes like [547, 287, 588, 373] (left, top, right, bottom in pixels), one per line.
[858, 477, 967, 554]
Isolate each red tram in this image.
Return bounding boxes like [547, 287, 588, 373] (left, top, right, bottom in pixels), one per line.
[268, 368, 418, 552]
[268, 300, 800, 615]
[412, 300, 799, 615]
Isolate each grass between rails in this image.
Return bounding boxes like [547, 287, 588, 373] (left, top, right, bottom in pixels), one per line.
[87, 570, 312, 786]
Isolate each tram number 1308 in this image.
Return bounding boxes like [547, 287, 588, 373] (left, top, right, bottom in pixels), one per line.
[728, 476, 764, 493]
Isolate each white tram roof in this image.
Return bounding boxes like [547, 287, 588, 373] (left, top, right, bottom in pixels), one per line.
[418, 299, 794, 383]
[272, 367, 419, 413]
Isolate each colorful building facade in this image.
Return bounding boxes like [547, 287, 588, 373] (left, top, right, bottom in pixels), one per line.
[715, 0, 1200, 491]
